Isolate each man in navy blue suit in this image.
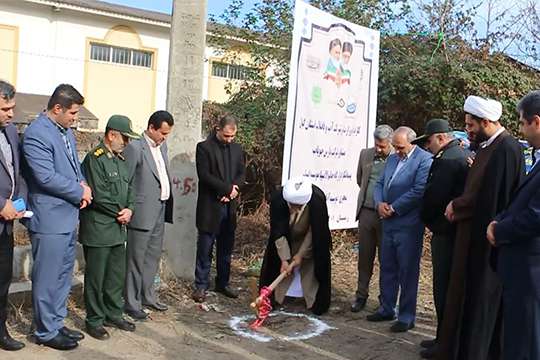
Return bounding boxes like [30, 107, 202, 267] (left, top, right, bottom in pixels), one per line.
[367, 126, 433, 332]
[487, 90, 540, 360]
[23, 84, 92, 351]
[0, 80, 26, 352]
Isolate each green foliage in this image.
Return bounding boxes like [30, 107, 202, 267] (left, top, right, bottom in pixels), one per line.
[379, 36, 540, 134]
[208, 0, 540, 209]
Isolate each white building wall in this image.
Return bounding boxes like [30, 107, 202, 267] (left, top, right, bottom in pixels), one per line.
[0, 1, 190, 119]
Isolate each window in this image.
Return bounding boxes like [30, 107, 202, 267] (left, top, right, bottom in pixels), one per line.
[212, 62, 228, 78]
[90, 43, 110, 62]
[90, 43, 153, 68]
[112, 46, 131, 65]
[132, 50, 153, 68]
[211, 61, 254, 81]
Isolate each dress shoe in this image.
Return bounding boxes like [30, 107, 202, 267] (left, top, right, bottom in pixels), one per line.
[125, 309, 148, 321]
[351, 298, 367, 313]
[215, 286, 238, 299]
[85, 325, 110, 340]
[390, 321, 415, 333]
[36, 333, 78, 351]
[420, 338, 437, 349]
[104, 318, 136, 332]
[366, 312, 396, 322]
[191, 289, 206, 303]
[0, 332, 25, 351]
[420, 344, 438, 359]
[144, 302, 168, 312]
[59, 326, 84, 341]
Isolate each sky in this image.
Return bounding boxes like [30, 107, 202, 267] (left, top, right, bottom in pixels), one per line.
[103, 0, 536, 68]
[101, 0, 256, 18]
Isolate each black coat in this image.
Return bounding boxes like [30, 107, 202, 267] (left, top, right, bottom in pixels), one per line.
[195, 134, 245, 234]
[437, 132, 525, 360]
[421, 139, 470, 235]
[259, 185, 332, 315]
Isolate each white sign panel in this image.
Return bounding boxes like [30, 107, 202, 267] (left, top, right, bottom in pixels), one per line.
[282, 0, 380, 229]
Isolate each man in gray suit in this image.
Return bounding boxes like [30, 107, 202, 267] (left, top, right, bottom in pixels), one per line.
[123, 111, 174, 321]
[0, 80, 26, 351]
[351, 125, 394, 313]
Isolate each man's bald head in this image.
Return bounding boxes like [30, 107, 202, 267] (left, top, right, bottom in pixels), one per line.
[392, 126, 416, 159]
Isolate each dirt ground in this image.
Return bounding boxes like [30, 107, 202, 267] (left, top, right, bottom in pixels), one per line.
[4, 208, 437, 359]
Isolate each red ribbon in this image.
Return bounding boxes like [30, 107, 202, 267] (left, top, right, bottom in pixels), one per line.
[250, 286, 273, 329]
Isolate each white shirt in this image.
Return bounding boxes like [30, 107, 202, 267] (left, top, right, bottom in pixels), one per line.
[531, 148, 540, 171]
[144, 132, 171, 201]
[388, 145, 416, 187]
[480, 127, 505, 149]
[0, 130, 14, 198]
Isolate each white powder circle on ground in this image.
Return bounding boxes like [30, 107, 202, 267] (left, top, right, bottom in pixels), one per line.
[229, 311, 335, 343]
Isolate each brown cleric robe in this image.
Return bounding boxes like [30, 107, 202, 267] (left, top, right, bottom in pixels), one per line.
[274, 204, 318, 308]
[259, 185, 332, 315]
[436, 130, 524, 360]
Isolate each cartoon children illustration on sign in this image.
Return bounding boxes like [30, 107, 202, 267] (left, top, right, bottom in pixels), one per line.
[323, 38, 342, 87]
[340, 42, 353, 86]
[322, 37, 358, 113]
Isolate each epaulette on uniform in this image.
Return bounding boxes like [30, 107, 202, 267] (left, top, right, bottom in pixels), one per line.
[94, 148, 105, 157]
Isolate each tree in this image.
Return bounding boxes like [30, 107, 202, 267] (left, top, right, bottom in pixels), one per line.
[207, 0, 540, 209]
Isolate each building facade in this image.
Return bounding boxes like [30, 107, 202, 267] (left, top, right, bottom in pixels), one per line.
[0, 0, 254, 131]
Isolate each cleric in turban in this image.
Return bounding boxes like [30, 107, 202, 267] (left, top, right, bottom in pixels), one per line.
[258, 178, 332, 315]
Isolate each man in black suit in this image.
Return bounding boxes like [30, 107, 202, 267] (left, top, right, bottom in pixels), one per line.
[192, 115, 245, 303]
[0, 80, 26, 351]
[487, 90, 540, 360]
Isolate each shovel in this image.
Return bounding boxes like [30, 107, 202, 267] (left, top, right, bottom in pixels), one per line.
[249, 261, 296, 329]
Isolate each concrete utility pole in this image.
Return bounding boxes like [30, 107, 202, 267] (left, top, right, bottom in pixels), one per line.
[164, 0, 207, 279]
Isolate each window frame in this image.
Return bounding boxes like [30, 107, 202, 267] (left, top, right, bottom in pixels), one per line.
[89, 42, 153, 69]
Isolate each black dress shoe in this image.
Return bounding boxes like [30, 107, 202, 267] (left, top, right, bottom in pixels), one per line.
[59, 326, 84, 341]
[37, 333, 78, 351]
[144, 302, 168, 312]
[125, 309, 148, 321]
[366, 312, 395, 322]
[390, 321, 415, 333]
[85, 325, 110, 340]
[191, 289, 206, 303]
[215, 286, 238, 299]
[420, 338, 437, 349]
[351, 298, 367, 313]
[420, 344, 438, 359]
[0, 332, 25, 351]
[104, 318, 136, 332]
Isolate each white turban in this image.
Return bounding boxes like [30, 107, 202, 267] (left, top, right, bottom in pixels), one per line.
[464, 95, 502, 122]
[283, 177, 312, 205]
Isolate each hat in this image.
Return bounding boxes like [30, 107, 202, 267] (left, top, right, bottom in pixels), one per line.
[463, 95, 502, 122]
[106, 115, 140, 139]
[412, 118, 452, 145]
[283, 177, 313, 205]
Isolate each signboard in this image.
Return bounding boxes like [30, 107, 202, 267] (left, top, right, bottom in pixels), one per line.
[282, 0, 380, 229]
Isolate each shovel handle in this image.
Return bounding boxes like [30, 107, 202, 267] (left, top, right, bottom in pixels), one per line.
[250, 261, 296, 308]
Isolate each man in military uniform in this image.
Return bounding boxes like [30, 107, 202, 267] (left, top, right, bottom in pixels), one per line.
[413, 119, 469, 358]
[79, 115, 139, 340]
